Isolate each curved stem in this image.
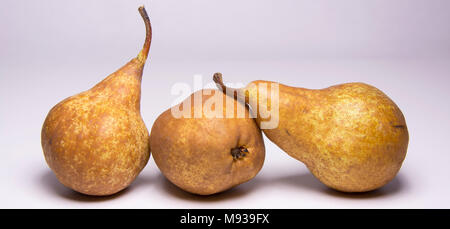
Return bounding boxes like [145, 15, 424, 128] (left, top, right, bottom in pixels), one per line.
[213, 72, 226, 91]
[137, 6, 152, 62]
[213, 72, 247, 103]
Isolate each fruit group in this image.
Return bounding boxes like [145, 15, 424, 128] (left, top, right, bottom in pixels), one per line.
[41, 6, 152, 196]
[150, 89, 265, 195]
[214, 73, 409, 192]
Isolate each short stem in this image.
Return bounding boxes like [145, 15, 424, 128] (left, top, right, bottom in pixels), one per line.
[213, 72, 246, 103]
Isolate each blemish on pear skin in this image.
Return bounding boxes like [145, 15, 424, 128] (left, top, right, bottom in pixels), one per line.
[392, 125, 406, 129]
[285, 129, 291, 136]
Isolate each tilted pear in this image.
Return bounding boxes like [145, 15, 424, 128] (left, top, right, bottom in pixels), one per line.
[214, 73, 409, 192]
[150, 89, 265, 195]
[41, 7, 152, 196]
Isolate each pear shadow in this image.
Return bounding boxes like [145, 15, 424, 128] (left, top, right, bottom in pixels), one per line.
[158, 174, 261, 202]
[273, 172, 326, 191]
[322, 174, 405, 199]
[128, 172, 154, 190]
[273, 172, 405, 199]
[40, 170, 150, 202]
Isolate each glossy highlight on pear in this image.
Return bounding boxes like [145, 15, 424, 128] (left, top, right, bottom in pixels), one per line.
[41, 6, 152, 196]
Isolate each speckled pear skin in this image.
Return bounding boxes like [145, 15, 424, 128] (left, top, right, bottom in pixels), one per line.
[150, 89, 265, 195]
[214, 74, 409, 192]
[41, 7, 152, 196]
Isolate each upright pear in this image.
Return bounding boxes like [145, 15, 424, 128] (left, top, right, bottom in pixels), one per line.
[214, 73, 409, 192]
[41, 7, 152, 196]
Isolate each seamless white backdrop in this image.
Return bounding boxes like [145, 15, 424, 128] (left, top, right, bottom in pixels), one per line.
[1, 0, 449, 208]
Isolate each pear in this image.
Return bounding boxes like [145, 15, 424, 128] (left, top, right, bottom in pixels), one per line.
[214, 73, 409, 192]
[150, 89, 265, 195]
[41, 7, 152, 196]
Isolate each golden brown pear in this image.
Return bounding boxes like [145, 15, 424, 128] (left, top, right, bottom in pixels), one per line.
[150, 89, 265, 195]
[214, 73, 409, 192]
[41, 7, 152, 196]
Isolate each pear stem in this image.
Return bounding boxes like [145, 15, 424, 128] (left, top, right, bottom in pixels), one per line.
[213, 72, 226, 91]
[137, 6, 152, 62]
[213, 72, 246, 104]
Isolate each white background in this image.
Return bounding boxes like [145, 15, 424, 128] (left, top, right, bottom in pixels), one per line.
[1, 0, 449, 208]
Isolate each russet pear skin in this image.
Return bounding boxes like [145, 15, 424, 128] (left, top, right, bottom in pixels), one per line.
[41, 7, 152, 196]
[214, 73, 409, 192]
[150, 89, 265, 195]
